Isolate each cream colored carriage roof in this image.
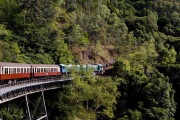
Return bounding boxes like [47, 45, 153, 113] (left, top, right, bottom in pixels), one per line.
[30, 64, 59, 67]
[0, 62, 31, 67]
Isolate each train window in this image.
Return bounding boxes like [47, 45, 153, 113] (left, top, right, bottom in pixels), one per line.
[32, 68, 34, 73]
[27, 68, 29, 73]
[17, 68, 20, 73]
[13, 68, 16, 74]
[37, 68, 40, 72]
[24, 68, 26, 73]
[21, 68, 23, 73]
[5, 68, 8, 74]
[41, 68, 43, 72]
[10, 68, 13, 74]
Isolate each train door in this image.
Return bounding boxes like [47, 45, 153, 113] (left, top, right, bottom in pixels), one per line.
[30, 66, 34, 79]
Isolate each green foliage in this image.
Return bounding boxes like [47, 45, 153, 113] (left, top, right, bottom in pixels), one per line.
[65, 24, 89, 46]
[56, 69, 119, 120]
[158, 44, 177, 65]
[118, 109, 142, 120]
[114, 58, 130, 76]
[0, 24, 12, 41]
[93, 40, 110, 63]
[0, 105, 23, 120]
[0, 0, 180, 119]
[0, 41, 22, 62]
[52, 39, 73, 64]
[114, 64, 176, 120]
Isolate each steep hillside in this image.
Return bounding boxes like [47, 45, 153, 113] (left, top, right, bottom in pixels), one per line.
[0, 0, 180, 119]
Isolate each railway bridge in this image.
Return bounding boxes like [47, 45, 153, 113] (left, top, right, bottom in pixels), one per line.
[0, 77, 72, 120]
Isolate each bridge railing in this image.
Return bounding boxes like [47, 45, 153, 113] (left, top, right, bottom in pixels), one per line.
[0, 75, 71, 89]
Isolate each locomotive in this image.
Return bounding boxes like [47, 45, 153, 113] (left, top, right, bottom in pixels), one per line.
[0, 62, 103, 84]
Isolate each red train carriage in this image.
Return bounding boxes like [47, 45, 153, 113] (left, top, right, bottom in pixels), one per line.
[0, 62, 31, 81]
[31, 64, 61, 78]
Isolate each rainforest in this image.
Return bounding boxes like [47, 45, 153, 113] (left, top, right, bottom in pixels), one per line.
[0, 0, 180, 120]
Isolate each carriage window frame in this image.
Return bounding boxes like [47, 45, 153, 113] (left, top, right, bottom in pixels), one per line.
[17, 68, 20, 73]
[5, 68, 8, 74]
[10, 68, 13, 74]
[13, 68, 16, 74]
[27, 68, 29, 73]
[24, 68, 27, 73]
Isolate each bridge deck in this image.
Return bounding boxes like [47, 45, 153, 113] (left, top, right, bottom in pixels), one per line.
[0, 77, 72, 104]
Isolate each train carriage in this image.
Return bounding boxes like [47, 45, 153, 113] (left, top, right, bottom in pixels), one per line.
[59, 64, 80, 74]
[87, 64, 103, 74]
[31, 64, 61, 78]
[0, 62, 103, 85]
[0, 62, 31, 81]
[60, 64, 103, 74]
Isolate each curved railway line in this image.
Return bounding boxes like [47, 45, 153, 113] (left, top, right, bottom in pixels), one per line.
[0, 77, 71, 104]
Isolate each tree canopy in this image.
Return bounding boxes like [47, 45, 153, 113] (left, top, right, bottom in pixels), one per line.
[0, 0, 180, 119]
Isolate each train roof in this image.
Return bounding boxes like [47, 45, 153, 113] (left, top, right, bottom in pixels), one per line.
[59, 64, 65, 66]
[0, 62, 31, 67]
[0, 62, 59, 67]
[31, 64, 59, 67]
[59, 64, 80, 66]
[87, 64, 103, 66]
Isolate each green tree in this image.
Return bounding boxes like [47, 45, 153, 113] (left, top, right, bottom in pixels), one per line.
[56, 69, 119, 120]
[114, 64, 176, 120]
[0, 104, 23, 120]
[52, 39, 73, 64]
[0, 41, 22, 62]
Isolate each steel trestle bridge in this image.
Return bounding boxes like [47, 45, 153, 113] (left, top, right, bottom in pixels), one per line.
[0, 77, 72, 120]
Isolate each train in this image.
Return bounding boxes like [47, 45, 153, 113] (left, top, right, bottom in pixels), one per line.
[0, 62, 103, 84]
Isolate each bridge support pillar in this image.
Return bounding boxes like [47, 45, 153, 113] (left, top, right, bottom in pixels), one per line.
[24, 91, 48, 120]
[25, 91, 48, 120]
[41, 91, 48, 120]
[25, 94, 31, 120]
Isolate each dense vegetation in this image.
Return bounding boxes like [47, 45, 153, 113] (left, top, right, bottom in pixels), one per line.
[0, 0, 180, 119]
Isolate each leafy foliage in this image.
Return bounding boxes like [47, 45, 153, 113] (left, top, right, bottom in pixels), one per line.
[55, 69, 119, 120]
[114, 67, 176, 120]
[0, 0, 180, 119]
[0, 104, 23, 120]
